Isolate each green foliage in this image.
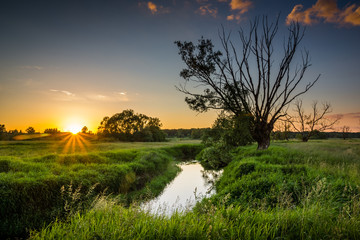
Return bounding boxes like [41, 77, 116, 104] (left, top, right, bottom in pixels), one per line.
[0, 142, 201, 238]
[31, 140, 360, 240]
[198, 141, 232, 170]
[199, 113, 253, 170]
[30, 193, 360, 240]
[97, 109, 166, 142]
[202, 113, 253, 147]
[5, 139, 360, 239]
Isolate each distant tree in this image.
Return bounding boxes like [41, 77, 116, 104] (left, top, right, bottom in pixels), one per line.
[81, 126, 88, 134]
[0, 124, 6, 133]
[175, 16, 319, 149]
[288, 100, 340, 142]
[26, 126, 35, 134]
[342, 126, 351, 140]
[98, 109, 166, 142]
[8, 129, 19, 134]
[0, 124, 6, 140]
[44, 128, 60, 134]
[272, 119, 291, 141]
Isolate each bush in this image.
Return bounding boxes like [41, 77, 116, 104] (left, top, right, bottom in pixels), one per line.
[198, 141, 232, 170]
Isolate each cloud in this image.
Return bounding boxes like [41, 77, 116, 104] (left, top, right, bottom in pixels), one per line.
[139, 1, 170, 15]
[148, 1, 158, 14]
[287, 0, 360, 26]
[227, 0, 253, 22]
[20, 65, 43, 70]
[229, 0, 252, 13]
[330, 112, 360, 119]
[49, 89, 78, 101]
[87, 91, 129, 102]
[50, 89, 75, 97]
[196, 4, 218, 18]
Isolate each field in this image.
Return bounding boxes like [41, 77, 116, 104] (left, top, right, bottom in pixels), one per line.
[1, 138, 360, 239]
[0, 137, 202, 238]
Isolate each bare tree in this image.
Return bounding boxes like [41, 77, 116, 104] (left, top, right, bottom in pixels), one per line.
[272, 118, 291, 141]
[175, 16, 320, 149]
[288, 100, 340, 142]
[341, 126, 351, 140]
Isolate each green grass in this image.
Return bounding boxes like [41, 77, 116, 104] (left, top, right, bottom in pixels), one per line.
[0, 139, 202, 238]
[29, 139, 360, 240]
[0, 138, 201, 158]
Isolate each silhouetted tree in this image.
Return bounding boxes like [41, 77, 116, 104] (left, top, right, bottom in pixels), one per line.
[26, 126, 35, 134]
[81, 126, 88, 134]
[288, 100, 340, 142]
[44, 128, 60, 134]
[98, 109, 166, 142]
[272, 119, 291, 141]
[342, 126, 351, 140]
[175, 16, 319, 149]
[0, 124, 5, 133]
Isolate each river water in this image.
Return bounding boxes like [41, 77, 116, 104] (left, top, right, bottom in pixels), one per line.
[141, 162, 221, 215]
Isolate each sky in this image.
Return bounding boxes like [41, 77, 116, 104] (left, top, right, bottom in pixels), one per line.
[0, 0, 359, 133]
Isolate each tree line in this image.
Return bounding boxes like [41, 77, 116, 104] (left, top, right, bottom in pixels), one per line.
[0, 110, 166, 142]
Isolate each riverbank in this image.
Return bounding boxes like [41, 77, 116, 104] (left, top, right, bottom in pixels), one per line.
[0, 141, 202, 239]
[30, 139, 360, 239]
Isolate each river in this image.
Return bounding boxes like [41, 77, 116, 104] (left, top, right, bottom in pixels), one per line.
[141, 162, 221, 215]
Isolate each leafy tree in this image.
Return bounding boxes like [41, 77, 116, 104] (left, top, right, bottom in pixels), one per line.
[203, 112, 253, 147]
[175, 16, 319, 149]
[26, 126, 35, 134]
[97, 109, 166, 142]
[81, 126, 88, 134]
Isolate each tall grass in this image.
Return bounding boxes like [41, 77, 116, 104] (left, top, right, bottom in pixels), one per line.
[0, 142, 202, 238]
[30, 139, 360, 239]
[30, 192, 360, 240]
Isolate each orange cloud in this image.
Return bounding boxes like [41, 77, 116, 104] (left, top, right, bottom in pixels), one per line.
[230, 0, 252, 13]
[139, 1, 170, 15]
[148, 1, 157, 14]
[196, 4, 218, 18]
[287, 0, 360, 26]
[227, 0, 252, 22]
[341, 4, 360, 26]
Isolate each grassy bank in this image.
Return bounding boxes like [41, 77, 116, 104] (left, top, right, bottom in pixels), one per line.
[30, 139, 360, 239]
[0, 140, 202, 238]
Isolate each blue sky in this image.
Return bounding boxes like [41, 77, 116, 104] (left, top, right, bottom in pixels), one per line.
[0, 0, 359, 132]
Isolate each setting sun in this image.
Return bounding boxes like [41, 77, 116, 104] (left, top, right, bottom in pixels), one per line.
[67, 124, 82, 134]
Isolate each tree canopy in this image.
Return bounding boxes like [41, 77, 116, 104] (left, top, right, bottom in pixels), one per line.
[97, 109, 166, 142]
[175, 16, 319, 149]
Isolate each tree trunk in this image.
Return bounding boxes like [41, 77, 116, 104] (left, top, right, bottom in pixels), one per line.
[302, 136, 309, 142]
[252, 121, 272, 150]
[257, 135, 271, 150]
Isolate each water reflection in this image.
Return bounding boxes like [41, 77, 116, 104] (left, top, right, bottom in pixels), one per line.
[141, 162, 221, 216]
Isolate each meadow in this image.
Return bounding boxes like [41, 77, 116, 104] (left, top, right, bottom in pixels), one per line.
[0, 136, 202, 238]
[2, 137, 360, 239]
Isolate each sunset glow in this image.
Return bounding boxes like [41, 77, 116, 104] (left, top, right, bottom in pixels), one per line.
[67, 124, 82, 134]
[0, 0, 359, 132]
